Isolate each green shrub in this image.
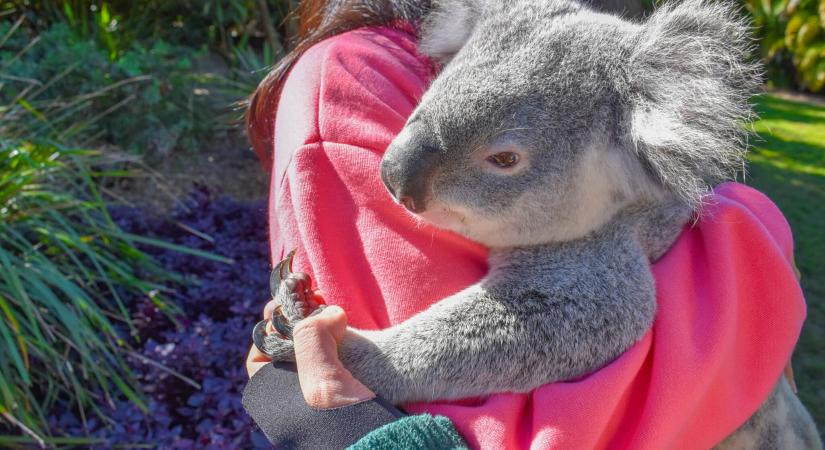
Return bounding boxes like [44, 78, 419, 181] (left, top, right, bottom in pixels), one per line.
[1, 0, 292, 157]
[5, 0, 291, 66]
[1, 21, 225, 156]
[0, 138, 230, 445]
[746, 0, 825, 93]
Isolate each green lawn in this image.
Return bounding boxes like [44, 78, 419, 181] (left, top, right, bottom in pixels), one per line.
[747, 94, 825, 434]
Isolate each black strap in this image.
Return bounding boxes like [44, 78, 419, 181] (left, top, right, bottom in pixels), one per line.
[243, 362, 406, 449]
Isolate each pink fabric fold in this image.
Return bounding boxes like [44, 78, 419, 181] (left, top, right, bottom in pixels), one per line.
[267, 26, 805, 449]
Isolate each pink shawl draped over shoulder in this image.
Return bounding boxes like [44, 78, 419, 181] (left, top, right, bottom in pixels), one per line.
[266, 26, 805, 449]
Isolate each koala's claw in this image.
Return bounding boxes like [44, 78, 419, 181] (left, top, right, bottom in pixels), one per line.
[252, 319, 278, 358]
[271, 304, 293, 338]
[253, 250, 320, 358]
[269, 249, 296, 297]
[269, 249, 319, 321]
[252, 307, 297, 359]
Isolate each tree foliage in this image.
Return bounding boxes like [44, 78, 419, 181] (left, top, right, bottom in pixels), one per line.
[746, 0, 825, 92]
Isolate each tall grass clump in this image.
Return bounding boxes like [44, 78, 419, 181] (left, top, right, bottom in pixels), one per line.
[0, 139, 169, 447]
[0, 17, 233, 447]
[0, 129, 232, 448]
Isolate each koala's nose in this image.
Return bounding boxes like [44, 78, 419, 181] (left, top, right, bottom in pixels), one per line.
[380, 162, 398, 198]
[380, 123, 442, 214]
[380, 157, 428, 214]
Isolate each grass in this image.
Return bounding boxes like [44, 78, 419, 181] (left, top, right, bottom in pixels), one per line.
[747, 94, 825, 434]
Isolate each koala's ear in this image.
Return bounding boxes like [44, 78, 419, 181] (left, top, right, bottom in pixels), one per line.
[420, 0, 485, 64]
[625, 0, 761, 208]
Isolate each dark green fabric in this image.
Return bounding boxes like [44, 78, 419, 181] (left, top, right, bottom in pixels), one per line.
[348, 414, 469, 450]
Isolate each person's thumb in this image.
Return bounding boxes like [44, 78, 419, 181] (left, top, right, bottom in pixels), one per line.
[293, 305, 375, 409]
[297, 305, 347, 339]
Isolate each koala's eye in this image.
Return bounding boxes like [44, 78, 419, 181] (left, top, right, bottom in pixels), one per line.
[486, 152, 520, 169]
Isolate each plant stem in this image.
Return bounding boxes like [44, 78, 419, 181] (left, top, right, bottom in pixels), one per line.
[256, 0, 285, 57]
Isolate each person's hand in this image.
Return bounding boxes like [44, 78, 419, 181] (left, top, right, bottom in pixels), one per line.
[246, 301, 376, 409]
[292, 305, 376, 408]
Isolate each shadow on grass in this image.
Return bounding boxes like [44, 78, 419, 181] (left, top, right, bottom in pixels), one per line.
[746, 95, 825, 437]
[751, 137, 825, 177]
[755, 95, 825, 125]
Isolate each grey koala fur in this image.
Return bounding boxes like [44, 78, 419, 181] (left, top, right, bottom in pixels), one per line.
[263, 0, 821, 447]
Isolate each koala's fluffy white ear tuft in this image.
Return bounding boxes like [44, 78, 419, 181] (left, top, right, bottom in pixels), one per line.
[420, 0, 484, 64]
[626, 0, 762, 208]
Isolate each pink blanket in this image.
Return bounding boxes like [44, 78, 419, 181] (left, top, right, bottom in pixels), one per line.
[266, 26, 805, 449]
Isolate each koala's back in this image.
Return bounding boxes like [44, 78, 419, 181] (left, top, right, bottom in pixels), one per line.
[715, 378, 823, 450]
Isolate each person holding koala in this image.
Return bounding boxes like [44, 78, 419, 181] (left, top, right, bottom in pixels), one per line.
[243, 0, 820, 448]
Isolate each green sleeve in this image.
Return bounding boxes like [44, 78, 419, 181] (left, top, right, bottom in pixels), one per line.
[348, 414, 469, 450]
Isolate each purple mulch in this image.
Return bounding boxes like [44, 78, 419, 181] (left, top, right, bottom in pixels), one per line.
[48, 189, 273, 449]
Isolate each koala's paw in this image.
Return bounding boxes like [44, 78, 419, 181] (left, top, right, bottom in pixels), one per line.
[274, 272, 321, 336]
[262, 334, 295, 362]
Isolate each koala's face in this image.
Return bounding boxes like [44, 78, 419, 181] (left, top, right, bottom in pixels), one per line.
[380, 0, 758, 248]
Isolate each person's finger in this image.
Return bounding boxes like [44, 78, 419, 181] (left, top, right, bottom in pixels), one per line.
[247, 299, 279, 378]
[784, 360, 798, 394]
[295, 304, 348, 340]
[247, 343, 271, 378]
[262, 299, 279, 320]
[293, 306, 375, 409]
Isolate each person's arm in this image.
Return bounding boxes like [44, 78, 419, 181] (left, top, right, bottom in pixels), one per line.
[246, 23, 486, 381]
[244, 25, 483, 447]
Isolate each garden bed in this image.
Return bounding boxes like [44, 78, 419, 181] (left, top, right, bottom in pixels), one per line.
[45, 189, 272, 448]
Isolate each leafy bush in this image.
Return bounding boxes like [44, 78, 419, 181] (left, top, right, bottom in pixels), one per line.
[746, 0, 825, 92]
[6, 1, 291, 68]
[1, 21, 226, 155]
[0, 0, 291, 158]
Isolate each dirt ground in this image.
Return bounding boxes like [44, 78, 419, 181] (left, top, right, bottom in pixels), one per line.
[104, 132, 270, 213]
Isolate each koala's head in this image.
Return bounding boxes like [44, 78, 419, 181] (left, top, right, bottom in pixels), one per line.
[380, 0, 760, 248]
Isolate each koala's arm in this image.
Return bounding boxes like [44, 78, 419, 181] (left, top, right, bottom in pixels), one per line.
[337, 234, 657, 404]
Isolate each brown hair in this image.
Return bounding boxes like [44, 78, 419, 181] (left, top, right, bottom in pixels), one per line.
[246, 0, 430, 168]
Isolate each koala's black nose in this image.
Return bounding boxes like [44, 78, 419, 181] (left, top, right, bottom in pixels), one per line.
[380, 162, 398, 198]
[380, 123, 442, 214]
[380, 158, 428, 214]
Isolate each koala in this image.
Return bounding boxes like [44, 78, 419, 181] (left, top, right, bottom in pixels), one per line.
[262, 0, 822, 447]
